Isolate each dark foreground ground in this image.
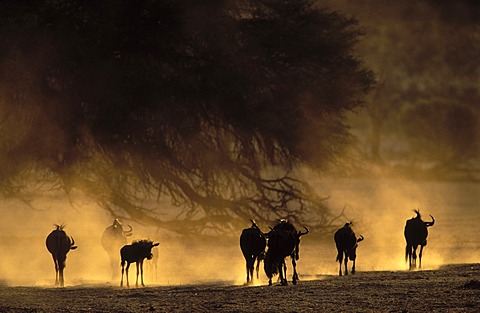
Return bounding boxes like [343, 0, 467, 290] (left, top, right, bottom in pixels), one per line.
[0, 263, 479, 313]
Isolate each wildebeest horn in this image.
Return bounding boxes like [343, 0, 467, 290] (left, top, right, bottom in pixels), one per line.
[298, 226, 309, 236]
[249, 219, 260, 229]
[264, 226, 274, 238]
[357, 235, 364, 242]
[123, 225, 133, 237]
[70, 237, 78, 250]
[249, 219, 267, 235]
[54, 224, 65, 230]
[425, 215, 435, 227]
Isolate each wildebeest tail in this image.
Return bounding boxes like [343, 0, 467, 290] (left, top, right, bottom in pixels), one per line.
[405, 244, 411, 262]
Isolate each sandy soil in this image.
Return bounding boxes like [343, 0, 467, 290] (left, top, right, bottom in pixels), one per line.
[0, 263, 479, 312]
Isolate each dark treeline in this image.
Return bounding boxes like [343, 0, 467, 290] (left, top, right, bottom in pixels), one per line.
[323, 0, 480, 177]
[0, 1, 372, 234]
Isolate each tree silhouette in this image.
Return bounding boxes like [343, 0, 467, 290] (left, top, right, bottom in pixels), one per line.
[0, 0, 372, 234]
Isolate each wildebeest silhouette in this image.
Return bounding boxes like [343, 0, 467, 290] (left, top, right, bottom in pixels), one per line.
[264, 219, 309, 286]
[101, 218, 133, 279]
[120, 239, 159, 287]
[45, 224, 78, 287]
[240, 219, 267, 285]
[334, 222, 364, 276]
[404, 210, 435, 270]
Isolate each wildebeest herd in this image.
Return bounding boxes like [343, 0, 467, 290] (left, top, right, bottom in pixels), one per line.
[46, 219, 159, 287]
[239, 209, 435, 285]
[45, 210, 435, 287]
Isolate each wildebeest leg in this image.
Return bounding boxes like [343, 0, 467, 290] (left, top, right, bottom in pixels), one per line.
[255, 256, 260, 280]
[248, 256, 255, 284]
[351, 258, 356, 275]
[344, 253, 349, 276]
[279, 261, 288, 286]
[125, 263, 131, 287]
[265, 256, 274, 286]
[52, 256, 59, 286]
[411, 245, 418, 270]
[406, 244, 412, 270]
[140, 261, 145, 287]
[120, 263, 124, 287]
[120, 262, 129, 287]
[59, 267, 64, 287]
[58, 257, 66, 287]
[277, 263, 282, 285]
[250, 256, 260, 283]
[135, 262, 140, 287]
[245, 255, 254, 284]
[276, 262, 284, 285]
[418, 245, 424, 269]
[152, 259, 158, 283]
[337, 249, 344, 276]
[291, 257, 298, 285]
[109, 255, 119, 280]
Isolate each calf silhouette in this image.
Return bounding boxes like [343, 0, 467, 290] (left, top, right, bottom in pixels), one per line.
[45, 224, 78, 287]
[120, 240, 159, 287]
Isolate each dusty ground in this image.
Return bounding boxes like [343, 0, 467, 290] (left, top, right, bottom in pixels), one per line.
[0, 263, 479, 312]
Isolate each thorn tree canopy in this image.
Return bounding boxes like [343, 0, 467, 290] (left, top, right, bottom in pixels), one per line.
[0, 0, 373, 235]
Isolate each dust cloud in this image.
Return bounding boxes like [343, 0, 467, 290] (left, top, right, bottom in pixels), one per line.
[0, 192, 247, 287]
[0, 176, 478, 287]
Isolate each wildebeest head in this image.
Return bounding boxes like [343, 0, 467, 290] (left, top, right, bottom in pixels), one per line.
[405, 210, 435, 246]
[413, 210, 435, 227]
[348, 223, 363, 259]
[101, 219, 133, 252]
[112, 218, 133, 237]
[349, 235, 364, 261]
[295, 226, 309, 260]
[47, 224, 78, 252]
[127, 240, 160, 261]
[142, 240, 160, 261]
[272, 220, 309, 260]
